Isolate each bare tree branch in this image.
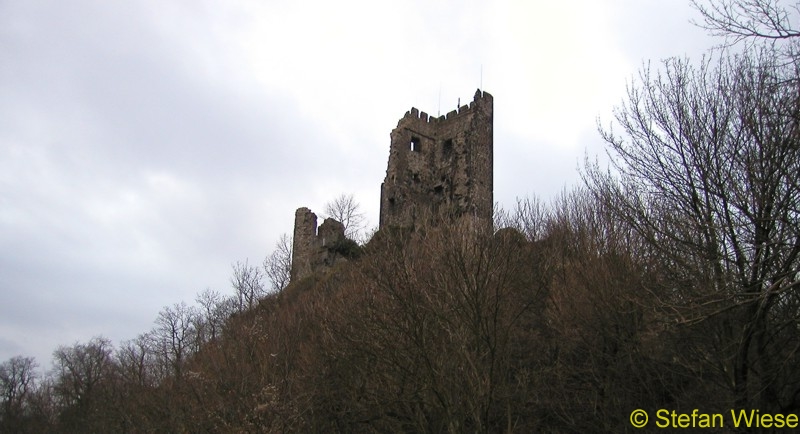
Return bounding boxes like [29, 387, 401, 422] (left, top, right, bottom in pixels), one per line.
[264, 233, 292, 292]
[324, 193, 367, 242]
[692, 0, 800, 39]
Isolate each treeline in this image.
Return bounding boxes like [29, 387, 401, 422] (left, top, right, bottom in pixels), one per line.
[2, 0, 800, 431]
[2, 184, 797, 432]
[0, 258, 280, 433]
[0, 191, 677, 432]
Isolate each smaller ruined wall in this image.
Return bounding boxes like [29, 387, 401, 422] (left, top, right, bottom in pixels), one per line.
[290, 207, 349, 282]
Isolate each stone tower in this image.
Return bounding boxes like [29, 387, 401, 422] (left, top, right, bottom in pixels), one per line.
[290, 207, 347, 281]
[379, 89, 493, 229]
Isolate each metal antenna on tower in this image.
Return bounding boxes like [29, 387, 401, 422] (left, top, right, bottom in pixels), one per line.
[438, 83, 442, 117]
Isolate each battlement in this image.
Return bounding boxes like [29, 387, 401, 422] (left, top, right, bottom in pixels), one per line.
[401, 89, 493, 124]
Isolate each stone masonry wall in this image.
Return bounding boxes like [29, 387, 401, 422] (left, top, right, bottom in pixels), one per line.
[290, 207, 347, 282]
[379, 89, 493, 230]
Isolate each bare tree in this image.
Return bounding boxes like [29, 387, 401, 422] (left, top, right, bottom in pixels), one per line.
[51, 337, 114, 430]
[263, 233, 292, 292]
[152, 302, 199, 379]
[0, 356, 38, 431]
[691, 0, 800, 65]
[52, 337, 113, 407]
[587, 46, 800, 411]
[195, 288, 236, 342]
[494, 196, 550, 241]
[324, 193, 366, 241]
[313, 219, 550, 432]
[692, 0, 800, 42]
[116, 334, 158, 388]
[231, 260, 267, 311]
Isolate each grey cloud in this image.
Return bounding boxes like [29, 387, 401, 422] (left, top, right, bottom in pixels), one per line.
[0, 1, 345, 365]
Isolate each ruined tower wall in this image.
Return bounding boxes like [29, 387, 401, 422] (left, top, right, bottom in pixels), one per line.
[291, 207, 318, 282]
[379, 89, 493, 229]
[290, 208, 348, 282]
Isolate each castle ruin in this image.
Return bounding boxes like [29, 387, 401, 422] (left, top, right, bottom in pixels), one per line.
[289, 207, 348, 282]
[380, 89, 493, 229]
[290, 89, 493, 281]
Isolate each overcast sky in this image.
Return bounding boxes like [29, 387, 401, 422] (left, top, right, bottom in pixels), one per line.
[1, 0, 714, 368]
